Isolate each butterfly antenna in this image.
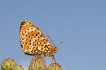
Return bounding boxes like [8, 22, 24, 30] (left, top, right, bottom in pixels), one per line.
[57, 41, 63, 47]
[46, 34, 56, 47]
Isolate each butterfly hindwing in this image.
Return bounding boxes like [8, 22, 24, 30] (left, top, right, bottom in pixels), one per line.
[19, 20, 54, 56]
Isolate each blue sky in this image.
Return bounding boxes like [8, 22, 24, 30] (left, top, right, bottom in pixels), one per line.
[0, 0, 106, 70]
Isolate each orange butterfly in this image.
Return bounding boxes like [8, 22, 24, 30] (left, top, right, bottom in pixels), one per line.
[19, 20, 62, 62]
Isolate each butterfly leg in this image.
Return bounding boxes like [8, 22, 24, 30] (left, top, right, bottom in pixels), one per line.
[34, 54, 41, 58]
[52, 55, 56, 63]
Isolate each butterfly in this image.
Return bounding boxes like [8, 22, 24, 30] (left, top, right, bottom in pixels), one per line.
[19, 20, 63, 62]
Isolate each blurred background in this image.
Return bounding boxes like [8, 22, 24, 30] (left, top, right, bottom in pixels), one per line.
[0, 0, 106, 70]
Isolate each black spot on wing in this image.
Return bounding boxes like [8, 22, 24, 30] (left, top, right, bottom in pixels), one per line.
[21, 21, 25, 26]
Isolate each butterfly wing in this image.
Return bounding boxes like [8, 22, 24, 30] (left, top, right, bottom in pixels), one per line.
[19, 20, 54, 56]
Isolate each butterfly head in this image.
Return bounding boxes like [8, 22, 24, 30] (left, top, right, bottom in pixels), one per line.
[52, 41, 63, 54]
[53, 47, 58, 53]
